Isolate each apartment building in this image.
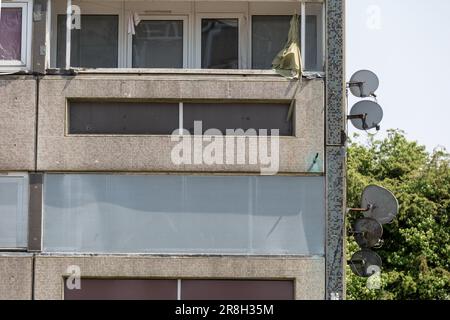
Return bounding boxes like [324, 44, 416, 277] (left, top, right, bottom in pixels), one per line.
[0, 0, 346, 300]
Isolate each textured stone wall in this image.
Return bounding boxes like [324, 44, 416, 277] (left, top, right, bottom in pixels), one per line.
[34, 255, 325, 300]
[325, 0, 346, 300]
[0, 77, 36, 171]
[0, 254, 33, 300]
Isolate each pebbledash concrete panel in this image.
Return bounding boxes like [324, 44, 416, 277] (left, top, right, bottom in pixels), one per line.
[0, 254, 33, 300]
[0, 77, 37, 171]
[33, 255, 325, 300]
[37, 75, 324, 173]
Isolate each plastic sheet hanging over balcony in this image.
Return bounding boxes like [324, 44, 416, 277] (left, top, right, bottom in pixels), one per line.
[271, 14, 302, 79]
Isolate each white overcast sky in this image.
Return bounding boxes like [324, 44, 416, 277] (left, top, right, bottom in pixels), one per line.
[346, 0, 450, 151]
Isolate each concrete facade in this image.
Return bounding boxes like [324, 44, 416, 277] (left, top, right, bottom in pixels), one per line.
[0, 254, 33, 300]
[37, 75, 324, 173]
[0, 77, 36, 171]
[34, 255, 324, 300]
[0, 0, 345, 300]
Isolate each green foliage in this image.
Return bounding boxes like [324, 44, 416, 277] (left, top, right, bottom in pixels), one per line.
[346, 130, 450, 300]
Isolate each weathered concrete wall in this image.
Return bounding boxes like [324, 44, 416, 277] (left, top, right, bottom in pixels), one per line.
[0, 77, 36, 171]
[34, 255, 324, 300]
[37, 75, 324, 173]
[0, 254, 33, 300]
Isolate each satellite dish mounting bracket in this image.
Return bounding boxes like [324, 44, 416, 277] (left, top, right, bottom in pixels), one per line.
[346, 113, 380, 131]
[347, 203, 374, 213]
[347, 81, 377, 98]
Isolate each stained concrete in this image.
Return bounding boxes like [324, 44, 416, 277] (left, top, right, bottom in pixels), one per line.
[37, 75, 324, 173]
[0, 77, 36, 171]
[34, 255, 324, 300]
[0, 254, 33, 300]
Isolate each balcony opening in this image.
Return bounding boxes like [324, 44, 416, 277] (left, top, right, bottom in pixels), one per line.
[48, 1, 324, 73]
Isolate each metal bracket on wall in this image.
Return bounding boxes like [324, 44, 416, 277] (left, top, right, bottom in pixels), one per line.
[28, 173, 43, 252]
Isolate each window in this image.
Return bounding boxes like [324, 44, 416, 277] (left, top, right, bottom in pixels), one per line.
[50, 2, 324, 71]
[68, 101, 179, 135]
[0, 174, 28, 249]
[57, 15, 119, 68]
[181, 280, 294, 300]
[65, 279, 178, 300]
[252, 14, 323, 71]
[0, 1, 31, 71]
[252, 15, 292, 70]
[43, 174, 325, 254]
[200, 18, 239, 69]
[131, 17, 187, 68]
[67, 100, 292, 136]
[183, 102, 292, 136]
[64, 279, 294, 300]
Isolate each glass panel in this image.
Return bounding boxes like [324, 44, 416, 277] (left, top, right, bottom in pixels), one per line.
[252, 16, 290, 70]
[305, 15, 318, 71]
[252, 15, 321, 71]
[0, 8, 22, 61]
[43, 174, 325, 255]
[252, 176, 325, 254]
[133, 20, 184, 68]
[306, 2, 324, 71]
[201, 18, 238, 69]
[57, 15, 118, 68]
[69, 101, 179, 135]
[183, 102, 293, 136]
[0, 176, 28, 248]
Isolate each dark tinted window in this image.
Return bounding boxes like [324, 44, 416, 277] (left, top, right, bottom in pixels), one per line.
[69, 101, 179, 135]
[63, 278, 294, 300]
[133, 20, 184, 68]
[183, 102, 292, 136]
[252, 15, 318, 70]
[57, 15, 119, 68]
[201, 19, 238, 69]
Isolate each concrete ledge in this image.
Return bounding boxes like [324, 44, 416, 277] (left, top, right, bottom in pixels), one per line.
[34, 255, 325, 300]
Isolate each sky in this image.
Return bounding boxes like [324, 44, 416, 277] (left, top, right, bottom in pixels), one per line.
[346, 0, 450, 151]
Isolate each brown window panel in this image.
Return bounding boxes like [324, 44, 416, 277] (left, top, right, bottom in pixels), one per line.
[183, 102, 293, 136]
[64, 279, 178, 300]
[181, 280, 294, 300]
[68, 101, 179, 135]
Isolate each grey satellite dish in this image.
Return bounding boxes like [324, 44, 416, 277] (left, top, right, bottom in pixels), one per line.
[362, 185, 399, 224]
[349, 70, 379, 98]
[349, 249, 382, 277]
[349, 100, 383, 130]
[351, 217, 383, 248]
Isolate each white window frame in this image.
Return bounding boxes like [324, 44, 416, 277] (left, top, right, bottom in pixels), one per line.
[0, 0, 32, 72]
[195, 13, 247, 69]
[126, 15, 189, 69]
[304, 2, 325, 72]
[248, 2, 324, 72]
[48, 1, 323, 72]
[50, 0, 125, 68]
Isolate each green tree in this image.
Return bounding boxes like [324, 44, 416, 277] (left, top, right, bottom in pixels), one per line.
[346, 130, 450, 300]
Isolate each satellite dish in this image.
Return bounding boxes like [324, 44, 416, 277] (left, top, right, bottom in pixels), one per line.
[349, 70, 379, 98]
[351, 217, 383, 248]
[349, 249, 382, 277]
[362, 185, 399, 224]
[349, 100, 383, 130]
